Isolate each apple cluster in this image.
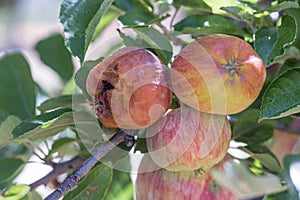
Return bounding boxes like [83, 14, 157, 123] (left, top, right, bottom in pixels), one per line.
[86, 34, 266, 199]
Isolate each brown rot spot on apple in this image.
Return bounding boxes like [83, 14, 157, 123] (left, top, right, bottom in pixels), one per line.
[86, 46, 172, 130]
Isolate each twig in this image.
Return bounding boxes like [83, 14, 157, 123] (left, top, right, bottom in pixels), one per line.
[29, 156, 85, 190]
[44, 131, 134, 200]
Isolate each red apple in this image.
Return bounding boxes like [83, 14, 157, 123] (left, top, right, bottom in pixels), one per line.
[170, 34, 266, 115]
[86, 47, 172, 129]
[136, 156, 238, 200]
[146, 105, 231, 172]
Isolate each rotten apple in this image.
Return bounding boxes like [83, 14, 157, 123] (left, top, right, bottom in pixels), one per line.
[136, 156, 238, 200]
[170, 34, 266, 115]
[86, 47, 172, 129]
[146, 105, 231, 172]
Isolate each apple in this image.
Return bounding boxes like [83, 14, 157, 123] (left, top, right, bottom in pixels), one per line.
[170, 34, 266, 115]
[136, 156, 238, 200]
[146, 105, 231, 172]
[86, 47, 172, 129]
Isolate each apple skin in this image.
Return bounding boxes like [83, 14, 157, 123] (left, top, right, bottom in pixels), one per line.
[146, 105, 231, 172]
[136, 156, 238, 200]
[170, 34, 266, 115]
[86, 47, 172, 129]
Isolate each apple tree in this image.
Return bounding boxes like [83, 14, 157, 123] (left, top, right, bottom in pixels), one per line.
[0, 0, 300, 199]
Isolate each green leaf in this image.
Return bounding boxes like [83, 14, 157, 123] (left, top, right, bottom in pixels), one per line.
[92, 9, 120, 42]
[174, 15, 248, 37]
[59, 0, 115, 62]
[283, 154, 300, 200]
[254, 27, 278, 65]
[202, 0, 247, 13]
[118, 10, 155, 26]
[0, 144, 29, 160]
[133, 27, 173, 65]
[45, 137, 78, 159]
[0, 116, 21, 144]
[100, 142, 132, 162]
[260, 67, 300, 120]
[35, 34, 74, 81]
[114, 0, 153, 12]
[0, 53, 36, 119]
[118, 27, 172, 65]
[285, 8, 300, 49]
[117, 29, 147, 47]
[267, 190, 289, 200]
[13, 112, 74, 140]
[0, 145, 30, 189]
[104, 157, 133, 200]
[75, 58, 103, 100]
[211, 161, 286, 199]
[35, 108, 73, 122]
[23, 191, 43, 200]
[12, 108, 72, 138]
[254, 15, 297, 65]
[2, 184, 30, 199]
[63, 164, 113, 200]
[266, 1, 299, 13]
[0, 158, 24, 184]
[134, 128, 148, 153]
[233, 109, 275, 145]
[38, 94, 86, 112]
[173, 0, 211, 10]
[221, 6, 249, 21]
[245, 145, 282, 174]
[113, 0, 134, 11]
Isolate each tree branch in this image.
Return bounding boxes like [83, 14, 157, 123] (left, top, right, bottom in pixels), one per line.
[29, 156, 85, 190]
[44, 130, 134, 200]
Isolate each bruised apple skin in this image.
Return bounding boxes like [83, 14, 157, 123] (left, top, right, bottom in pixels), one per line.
[136, 156, 238, 200]
[86, 47, 172, 129]
[170, 34, 266, 115]
[146, 105, 231, 172]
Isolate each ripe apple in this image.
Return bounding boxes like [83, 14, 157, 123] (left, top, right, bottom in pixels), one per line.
[86, 47, 172, 129]
[170, 34, 266, 115]
[146, 105, 231, 172]
[136, 156, 238, 200]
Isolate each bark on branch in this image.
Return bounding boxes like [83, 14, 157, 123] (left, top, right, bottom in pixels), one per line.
[44, 131, 133, 200]
[29, 156, 85, 190]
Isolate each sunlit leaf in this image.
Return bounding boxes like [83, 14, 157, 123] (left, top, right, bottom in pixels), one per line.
[13, 112, 74, 140]
[0, 116, 21, 143]
[59, 0, 115, 62]
[1, 184, 30, 199]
